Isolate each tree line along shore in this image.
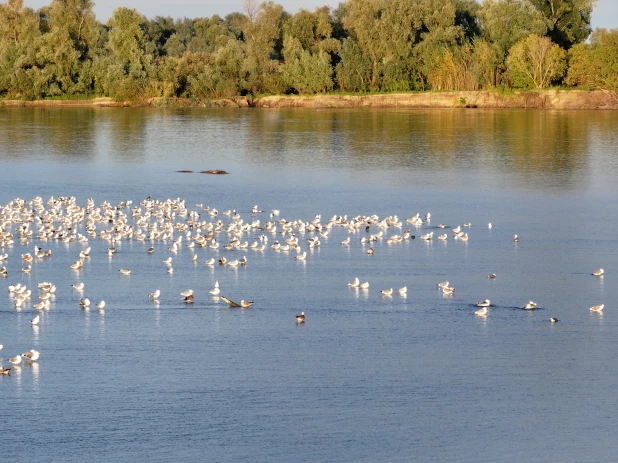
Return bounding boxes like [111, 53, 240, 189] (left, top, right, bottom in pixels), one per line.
[1, 0, 617, 105]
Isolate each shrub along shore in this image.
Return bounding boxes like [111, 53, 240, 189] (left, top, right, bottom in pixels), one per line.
[2, 90, 617, 109]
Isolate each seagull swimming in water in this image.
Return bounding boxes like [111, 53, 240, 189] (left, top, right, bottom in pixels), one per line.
[209, 281, 220, 295]
[148, 289, 160, 299]
[296, 311, 305, 323]
[590, 304, 604, 312]
[592, 268, 604, 276]
[348, 277, 360, 288]
[180, 289, 194, 298]
[475, 306, 488, 316]
[21, 350, 40, 361]
[31, 315, 40, 325]
[476, 299, 491, 307]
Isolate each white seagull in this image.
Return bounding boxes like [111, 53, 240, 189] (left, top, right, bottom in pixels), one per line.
[21, 350, 40, 361]
[475, 307, 488, 316]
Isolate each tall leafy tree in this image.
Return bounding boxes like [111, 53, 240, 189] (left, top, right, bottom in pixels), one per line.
[416, 0, 467, 90]
[189, 16, 235, 53]
[566, 28, 618, 90]
[0, 0, 45, 97]
[106, 7, 154, 100]
[480, 0, 547, 59]
[506, 34, 566, 88]
[342, 0, 423, 90]
[335, 37, 372, 91]
[37, 0, 100, 95]
[241, 1, 285, 94]
[478, 0, 547, 86]
[144, 16, 176, 57]
[279, 34, 333, 93]
[529, 0, 595, 49]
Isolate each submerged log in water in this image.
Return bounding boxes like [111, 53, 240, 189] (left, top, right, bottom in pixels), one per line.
[200, 170, 229, 174]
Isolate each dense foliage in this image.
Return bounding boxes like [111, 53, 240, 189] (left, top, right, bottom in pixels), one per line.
[0, 0, 614, 101]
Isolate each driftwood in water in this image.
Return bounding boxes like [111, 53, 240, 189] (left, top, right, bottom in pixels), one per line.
[176, 169, 229, 174]
[200, 170, 229, 175]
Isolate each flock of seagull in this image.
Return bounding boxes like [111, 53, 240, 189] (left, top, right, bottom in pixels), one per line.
[470, 268, 605, 320]
[0, 195, 607, 376]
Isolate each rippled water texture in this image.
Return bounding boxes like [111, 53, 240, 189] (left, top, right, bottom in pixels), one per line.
[1, 108, 617, 462]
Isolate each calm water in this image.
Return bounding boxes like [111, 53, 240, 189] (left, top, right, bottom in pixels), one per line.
[1, 107, 618, 462]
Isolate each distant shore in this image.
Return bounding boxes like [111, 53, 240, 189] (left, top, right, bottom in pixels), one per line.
[2, 90, 617, 110]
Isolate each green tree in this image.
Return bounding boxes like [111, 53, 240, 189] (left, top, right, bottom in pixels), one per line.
[335, 37, 371, 92]
[415, 0, 467, 90]
[144, 16, 176, 57]
[279, 34, 332, 93]
[240, 1, 286, 94]
[0, 0, 45, 98]
[37, 0, 100, 95]
[282, 7, 337, 54]
[469, 38, 502, 87]
[566, 28, 618, 90]
[342, 0, 423, 91]
[529, 0, 595, 49]
[454, 0, 481, 40]
[480, 0, 547, 59]
[506, 34, 566, 88]
[189, 16, 235, 53]
[106, 7, 154, 100]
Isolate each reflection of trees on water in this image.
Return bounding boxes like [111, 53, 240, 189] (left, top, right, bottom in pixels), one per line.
[0, 108, 97, 161]
[1, 108, 616, 193]
[491, 111, 587, 171]
[244, 109, 603, 190]
[105, 109, 149, 163]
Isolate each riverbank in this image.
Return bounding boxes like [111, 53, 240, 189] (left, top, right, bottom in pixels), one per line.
[2, 90, 617, 109]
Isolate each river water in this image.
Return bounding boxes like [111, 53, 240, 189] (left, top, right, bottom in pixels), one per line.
[1, 107, 617, 462]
